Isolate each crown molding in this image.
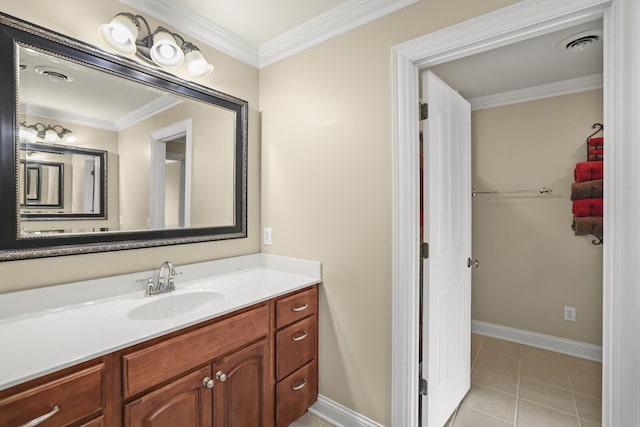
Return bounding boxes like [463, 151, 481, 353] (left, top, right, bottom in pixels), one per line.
[120, 0, 260, 67]
[121, 0, 418, 69]
[114, 95, 184, 131]
[469, 73, 603, 110]
[22, 104, 118, 131]
[259, 0, 419, 68]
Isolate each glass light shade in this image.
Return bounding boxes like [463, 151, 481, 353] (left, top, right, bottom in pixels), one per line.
[44, 128, 60, 143]
[185, 49, 214, 78]
[150, 30, 184, 68]
[64, 133, 78, 144]
[19, 125, 37, 142]
[99, 14, 139, 55]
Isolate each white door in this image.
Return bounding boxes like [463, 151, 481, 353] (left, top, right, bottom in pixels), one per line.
[421, 70, 472, 427]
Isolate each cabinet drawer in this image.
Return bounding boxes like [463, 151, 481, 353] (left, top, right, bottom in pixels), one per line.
[276, 360, 318, 427]
[276, 314, 317, 380]
[80, 415, 105, 427]
[123, 304, 268, 398]
[276, 287, 317, 329]
[0, 363, 105, 427]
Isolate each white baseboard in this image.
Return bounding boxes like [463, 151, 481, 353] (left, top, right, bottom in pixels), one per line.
[309, 395, 385, 427]
[472, 320, 602, 362]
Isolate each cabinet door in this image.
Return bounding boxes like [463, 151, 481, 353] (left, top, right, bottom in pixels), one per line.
[212, 339, 271, 427]
[124, 366, 213, 427]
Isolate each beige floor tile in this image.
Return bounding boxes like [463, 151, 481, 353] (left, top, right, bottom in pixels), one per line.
[519, 378, 576, 415]
[519, 360, 571, 390]
[575, 393, 602, 423]
[482, 336, 521, 358]
[289, 411, 326, 427]
[460, 384, 516, 422]
[565, 356, 602, 379]
[453, 406, 513, 427]
[472, 334, 485, 363]
[520, 346, 568, 369]
[472, 362, 519, 395]
[477, 348, 520, 374]
[571, 372, 602, 398]
[517, 400, 579, 427]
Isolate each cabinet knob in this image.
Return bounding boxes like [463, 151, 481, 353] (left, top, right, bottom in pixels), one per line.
[203, 377, 215, 389]
[292, 304, 308, 312]
[292, 331, 308, 342]
[216, 371, 227, 382]
[292, 379, 308, 391]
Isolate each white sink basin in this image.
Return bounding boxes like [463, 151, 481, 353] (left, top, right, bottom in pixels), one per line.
[128, 291, 225, 320]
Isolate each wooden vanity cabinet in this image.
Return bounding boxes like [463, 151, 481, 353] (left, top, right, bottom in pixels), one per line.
[273, 286, 319, 427]
[0, 284, 319, 427]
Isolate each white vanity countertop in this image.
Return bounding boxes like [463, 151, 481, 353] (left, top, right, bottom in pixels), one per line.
[0, 253, 321, 391]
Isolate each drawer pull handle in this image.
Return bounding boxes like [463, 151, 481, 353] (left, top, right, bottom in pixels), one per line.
[292, 304, 308, 312]
[292, 331, 308, 342]
[292, 379, 308, 391]
[18, 405, 60, 427]
[203, 377, 215, 389]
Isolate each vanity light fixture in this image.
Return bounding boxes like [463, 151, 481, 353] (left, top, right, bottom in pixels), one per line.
[19, 122, 77, 144]
[99, 13, 214, 79]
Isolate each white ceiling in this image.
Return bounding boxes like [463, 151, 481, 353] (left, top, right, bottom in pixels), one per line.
[428, 19, 603, 104]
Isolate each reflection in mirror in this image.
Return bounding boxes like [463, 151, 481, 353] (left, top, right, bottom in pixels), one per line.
[0, 12, 248, 261]
[17, 44, 235, 235]
[18, 142, 105, 221]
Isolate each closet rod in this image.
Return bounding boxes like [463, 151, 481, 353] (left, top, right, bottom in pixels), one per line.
[472, 187, 552, 197]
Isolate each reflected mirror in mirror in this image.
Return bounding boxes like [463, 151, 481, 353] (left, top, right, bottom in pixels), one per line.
[17, 44, 236, 236]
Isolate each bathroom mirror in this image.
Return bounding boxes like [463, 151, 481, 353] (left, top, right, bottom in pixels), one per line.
[0, 13, 248, 260]
[19, 142, 107, 220]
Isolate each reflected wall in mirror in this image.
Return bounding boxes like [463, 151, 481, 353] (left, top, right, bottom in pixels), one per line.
[0, 13, 248, 260]
[19, 142, 106, 221]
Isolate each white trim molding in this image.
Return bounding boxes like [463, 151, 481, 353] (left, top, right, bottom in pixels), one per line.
[472, 320, 602, 362]
[259, 0, 419, 68]
[391, 1, 614, 426]
[121, 0, 418, 68]
[310, 395, 385, 427]
[470, 73, 603, 110]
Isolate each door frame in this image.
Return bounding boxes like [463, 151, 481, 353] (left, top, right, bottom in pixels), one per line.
[391, 0, 638, 425]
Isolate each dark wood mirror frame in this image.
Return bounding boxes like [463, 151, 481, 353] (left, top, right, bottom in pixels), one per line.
[0, 13, 248, 261]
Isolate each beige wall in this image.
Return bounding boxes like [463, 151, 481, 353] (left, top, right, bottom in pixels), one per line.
[118, 101, 235, 230]
[0, 0, 260, 293]
[259, 0, 516, 424]
[471, 90, 603, 345]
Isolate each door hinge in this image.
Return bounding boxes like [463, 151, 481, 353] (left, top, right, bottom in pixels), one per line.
[419, 103, 428, 121]
[419, 378, 428, 396]
[420, 242, 429, 259]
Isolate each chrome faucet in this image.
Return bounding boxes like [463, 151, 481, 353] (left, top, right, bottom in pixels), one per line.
[138, 261, 178, 296]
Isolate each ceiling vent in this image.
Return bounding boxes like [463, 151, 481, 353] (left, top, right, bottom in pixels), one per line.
[34, 66, 74, 83]
[557, 29, 603, 52]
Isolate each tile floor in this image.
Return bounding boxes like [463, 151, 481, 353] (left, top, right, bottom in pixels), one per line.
[289, 334, 602, 427]
[289, 411, 334, 427]
[446, 334, 602, 427]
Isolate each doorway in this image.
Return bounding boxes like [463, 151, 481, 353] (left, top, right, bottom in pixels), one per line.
[390, 1, 620, 426]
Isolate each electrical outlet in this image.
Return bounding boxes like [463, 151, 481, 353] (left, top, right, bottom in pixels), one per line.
[263, 227, 272, 246]
[564, 306, 576, 322]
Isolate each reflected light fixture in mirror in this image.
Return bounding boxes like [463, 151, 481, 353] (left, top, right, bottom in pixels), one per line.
[19, 122, 77, 144]
[99, 13, 214, 78]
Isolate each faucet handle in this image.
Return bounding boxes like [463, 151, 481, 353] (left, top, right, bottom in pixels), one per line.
[137, 277, 155, 296]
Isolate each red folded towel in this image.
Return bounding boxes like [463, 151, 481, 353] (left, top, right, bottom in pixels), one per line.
[574, 161, 603, 182]
[572, 216, 603, 237]
[589, 136, 603, 146]
[572, 198, 603, 217]
[589, 154, 604, 161]
[589, 149, 604, 156]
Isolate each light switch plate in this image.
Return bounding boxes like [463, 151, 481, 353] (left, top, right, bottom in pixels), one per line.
[263, 227, 272, 246]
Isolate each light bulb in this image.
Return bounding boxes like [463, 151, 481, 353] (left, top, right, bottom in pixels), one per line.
[184, 48, 213, 78]
[150, 29, 184, 68]
[99, 13, 139, 55]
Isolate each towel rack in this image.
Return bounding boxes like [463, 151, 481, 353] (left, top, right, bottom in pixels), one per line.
[472, 187, 552, 197]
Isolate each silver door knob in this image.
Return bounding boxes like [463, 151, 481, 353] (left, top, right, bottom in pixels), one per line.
[203, 377, 214, 389]
[216, 371, 227, 382]
[467, 258, 479, 268]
